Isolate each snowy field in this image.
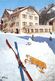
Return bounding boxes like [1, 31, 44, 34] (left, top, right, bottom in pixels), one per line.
[0, 32, 55, 81]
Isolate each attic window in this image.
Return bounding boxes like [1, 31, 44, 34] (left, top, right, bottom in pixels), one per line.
[28, 8, 34, 12]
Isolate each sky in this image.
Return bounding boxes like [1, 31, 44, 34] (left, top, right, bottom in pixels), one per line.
[0, 0, 55, 17]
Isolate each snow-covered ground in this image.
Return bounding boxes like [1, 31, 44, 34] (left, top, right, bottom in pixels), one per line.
[0, 32, 55, 81]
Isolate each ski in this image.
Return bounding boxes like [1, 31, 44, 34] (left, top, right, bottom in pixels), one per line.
[14, 42, 25, 81]
[6, 39, 33, 81]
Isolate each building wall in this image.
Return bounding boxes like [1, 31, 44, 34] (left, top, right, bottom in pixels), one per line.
[20, 8, 39, 27]
[22, 25, 52, 34]
[53, 20, 55, 32]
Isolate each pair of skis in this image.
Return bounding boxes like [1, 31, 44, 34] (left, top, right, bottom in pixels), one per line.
[14, 42, 25, 81]
[6, 39, 33, 81]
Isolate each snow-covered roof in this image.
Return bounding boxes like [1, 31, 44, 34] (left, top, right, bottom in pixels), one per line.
[6, 9, 13, 15]
[6, 6, 39, 16]
[13, 7, 25, 12]
[47, 6, 55, 14]
[48, 17, 55, 22]
[51, 6, 55, 10]
[40, 4, 55, 14]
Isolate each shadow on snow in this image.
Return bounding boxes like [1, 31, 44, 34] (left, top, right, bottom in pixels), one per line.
[18, 36, 55, 54]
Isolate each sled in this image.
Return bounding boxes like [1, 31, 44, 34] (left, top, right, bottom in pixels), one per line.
[25, 55, 47, 73]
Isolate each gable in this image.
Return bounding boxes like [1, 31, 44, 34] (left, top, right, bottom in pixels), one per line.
[2, 9, 11, 20]
[20, 7, 39, 17]
[2, 10, 7, 18]
[21, 7, 39, 15]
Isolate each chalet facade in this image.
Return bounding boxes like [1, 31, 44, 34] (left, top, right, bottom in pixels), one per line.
[2, 6, 39, 33]
[1, 6, 52, 33]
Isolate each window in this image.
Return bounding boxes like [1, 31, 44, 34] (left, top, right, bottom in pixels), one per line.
[40, 29, 43, 32]
[16, 22, 19, 26]
[22, 14, 27, 18]
[22, 22, 27, 26]
[22, 27, 27, 33]
[35, 16, 38, 20]
[4, 23, 7, 28]
[31, 29, 33, 33]
[35, 29, 38, 32]
[10, 22, 15, 27]
[45, 29, 48, 32]
[35, 23, 38, 25]
[29, 15, 33, 19]
[11, 16, 15, 20]
[29, 22, 33, 26]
